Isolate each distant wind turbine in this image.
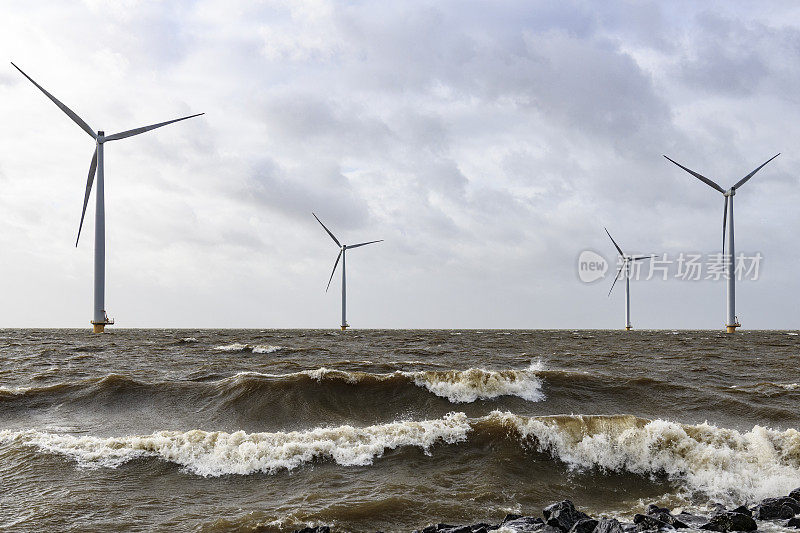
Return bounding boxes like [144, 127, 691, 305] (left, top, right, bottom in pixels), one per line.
[13, 62, 204, 333]
[313, 213, 382, 330]
[663, 153, 779, 333]
[605, 227, 652, 331]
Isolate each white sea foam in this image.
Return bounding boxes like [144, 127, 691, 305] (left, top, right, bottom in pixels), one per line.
[408, 361, 545, 403]
[0, 413, 471, 476]
[181, 337, 198, 343]
[213, 344, 284, 354]
[489, 411, 800, 505]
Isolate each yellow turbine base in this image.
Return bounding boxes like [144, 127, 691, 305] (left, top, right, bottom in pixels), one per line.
[625, 326, 632, 331]
[726, 325, 739, 333]
[341, 325, 348, 331]
[92, 323, 105, 333]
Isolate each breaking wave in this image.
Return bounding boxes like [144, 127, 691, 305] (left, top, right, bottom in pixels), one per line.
[3, 412, 799, 505]
[214, 344, 284, 354]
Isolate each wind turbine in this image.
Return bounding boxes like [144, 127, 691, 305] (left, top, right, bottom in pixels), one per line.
[313, 213, 382, 330]
[12, 62, 203, 333]
[663, 153, 779, 333]
[605, 227, 652, 331]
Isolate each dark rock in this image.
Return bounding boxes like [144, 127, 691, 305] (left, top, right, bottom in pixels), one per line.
[594, 518, 625, 533]
[675, 512, 708, 528]
[751, 497, 800, 520]
[647, 510, 687, 529]
[420, 525, 455, 533]
[621, 524, 638, 533]
[543, 501, 591, 532]
[439, 526, 472, 533]
[294, 528, 330, 533]
[568, 519, 598, 533]
[633, 514, 673, 531]
[501, 517, 548, 533]
[646, 505, 671, 516]
[503, 515, 524, 523]
[729, 507, 751, 517]
[699, 511, 757, 532]
[790, 489, 800, 502]
[787, 517, 800, 529]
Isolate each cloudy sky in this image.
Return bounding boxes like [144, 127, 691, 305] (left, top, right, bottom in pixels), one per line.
[1, 0, 798, 329]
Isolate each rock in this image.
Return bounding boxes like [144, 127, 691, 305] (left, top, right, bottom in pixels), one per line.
[543, 501, 591, 532]
[503, 515, 524, 523]
[439, 526, 472, 533]
[699, 511, 757, 532]
[294, 528, 330, 533]
[419, 524, 455, 533]
[729, 507, 751, 517]
[633, 514, 674, 531]
[594, 518, 625, 533]
[751, 497, 800, 520]
[645, 508, 687, 529]
[791, 489, 800, 502]
[675, 513, 708, 528]
[501, 517, 548, 533]
[568, 519, 598, 533]
[787, 517, 800, 529]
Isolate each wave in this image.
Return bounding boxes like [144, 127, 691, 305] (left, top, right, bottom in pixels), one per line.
[213, 344, 284, 354]
[487, 411, 800, 505]
[3, 412, 798, 505]
[230, 362, 545, 403]
[0, 413, 471, 476]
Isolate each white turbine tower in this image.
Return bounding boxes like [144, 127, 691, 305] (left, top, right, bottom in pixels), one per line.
[663, 153, 779, 333]
[313, 213, 382, 330]
[605, 228, 652, 331]
[13, 63, 204, 333]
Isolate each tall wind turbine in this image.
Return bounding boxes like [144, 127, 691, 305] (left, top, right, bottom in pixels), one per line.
[663, 153, 779, 333]
[313, 213, 382, 330]
[605, 227, 652, 331]
[13, 63, 203, 333]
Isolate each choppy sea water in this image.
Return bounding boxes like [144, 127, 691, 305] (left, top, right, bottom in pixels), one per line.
[0, 329, 798, 532]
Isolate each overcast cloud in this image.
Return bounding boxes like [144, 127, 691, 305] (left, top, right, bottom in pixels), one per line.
[1, 0, 798, 329]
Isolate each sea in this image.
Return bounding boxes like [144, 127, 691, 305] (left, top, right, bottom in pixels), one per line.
[0, 329, 798, 532]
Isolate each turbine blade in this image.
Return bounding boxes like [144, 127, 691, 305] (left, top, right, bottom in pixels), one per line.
[313, 213, 341, 247]
[722, 195, 728, 256]
[663, 155, 725, 193]
[76, 147, 98, 246]
[104, 113, 204, 142]
[11, 62, 96, 139]
[732, 153, 780, 190]
[326, 250, 342, 292]
[604, 227, 624, 256]
[347, 239, 383, 249]
[632, 255, 653, 261]
[608, 262, 625, 297]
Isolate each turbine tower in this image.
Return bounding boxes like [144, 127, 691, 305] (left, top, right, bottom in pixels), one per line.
[13, 63, 203, 333]
[663, 153, 779, 333]
[605, 227, 652, 331]
[313, 213, 382, 330]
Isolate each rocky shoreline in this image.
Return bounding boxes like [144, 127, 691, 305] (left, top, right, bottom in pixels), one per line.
[294, 488, 800, 533]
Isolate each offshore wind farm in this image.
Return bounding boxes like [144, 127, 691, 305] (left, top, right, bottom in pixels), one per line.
[1, 2, 799, 533]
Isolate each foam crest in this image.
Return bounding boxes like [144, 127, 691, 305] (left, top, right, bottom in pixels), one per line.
[214, 344, 284, 354]
[409, 362, 545, 403]
[0, 413, 470, 476]
[489, 411, 800, 504]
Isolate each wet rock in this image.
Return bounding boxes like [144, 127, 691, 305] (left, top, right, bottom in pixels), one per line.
[751, 497, 800, 520]
[644, 507, 687, 529]
[594, 518, 625, 533]
[567, 519, 598, 533]
[791, 489, 800, 502]
[729, 507, 751, 517]
[633, 513, 674, 531]
[439, 526, 473, 533]
[501, 516, 547, 533]
[543, 501, 591, 532]
[675, 512, 708, 528]
[699, 511, 757, 532]
[419, 524, 455, 533]
[503, 515, 524, 523]
[787, 517, 800, 529]
[294, 528, 330, 533]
